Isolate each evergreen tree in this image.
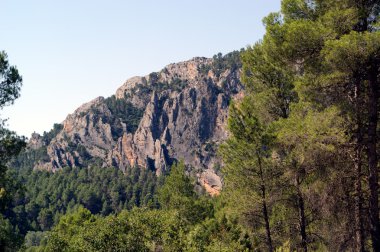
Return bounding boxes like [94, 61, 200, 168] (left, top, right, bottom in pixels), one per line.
[223, 0, 380, 250]
[0, 51, 25, 251]
[273, 1, 380, 250]
[157, 161, 212, 225]
[272, 102, 346, 250]
[220, 96, 276, 251]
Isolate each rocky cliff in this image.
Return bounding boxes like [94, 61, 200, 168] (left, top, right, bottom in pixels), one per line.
[22, 52, 243, 195]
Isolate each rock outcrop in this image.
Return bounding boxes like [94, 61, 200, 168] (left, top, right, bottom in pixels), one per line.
[24, 53, 243, 194]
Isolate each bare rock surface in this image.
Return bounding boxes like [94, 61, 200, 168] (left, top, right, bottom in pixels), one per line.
[25, 54, 243, 194]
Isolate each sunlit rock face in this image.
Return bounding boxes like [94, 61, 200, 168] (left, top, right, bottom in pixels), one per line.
[28, 54, 243, 195]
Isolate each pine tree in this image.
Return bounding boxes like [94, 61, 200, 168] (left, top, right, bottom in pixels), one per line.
[0, 51, 25, 251]
[224, 0, 380, 250]
[258, 1, 380, 250]
[273, 102, 346, 250]
[220, 96, 276, 251]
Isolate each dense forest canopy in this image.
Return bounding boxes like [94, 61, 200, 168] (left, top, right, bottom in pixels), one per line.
[1, 0, 380, 251]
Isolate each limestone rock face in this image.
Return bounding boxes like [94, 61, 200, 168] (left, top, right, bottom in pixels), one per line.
[28, 55, 243, 194]
[29, 133, 43, 150]
[200, 170, 223, 196]
[41, 96, 118, 170]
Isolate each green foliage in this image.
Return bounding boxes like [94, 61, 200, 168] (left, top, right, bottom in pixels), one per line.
[222, 0, 380, 251]
[324, 31, 380, 66]
[241, 42, 297, 121]
[9, 166, 160, 236]
[158, 161, 195, 208]
[37, 207, 184, 252]
[0, 214, 21, 251]
[273, 103, 346, 165]
[23, 231, 49, 250]
[220, 95, 279, 251]
[0, 51, 23, 107]
[104, 95, 144, 135]
[271, 103, 347, 248]
[10, 147, 50, 172]
[42, 124, 63, 145]
[132, 78, 189, 96]
[30, 164, 251, 252]
[197, 64, 211, 75]
[186, 214, 252, 252]
[272, 1, 380, 250]
[169, 78, 188, 91]
[212, 51, 243, 78]
[39, 207, 147, 252]
[126, 208, 188, 251]
[158, 161, 214, 225]
[0, 51, 26, 251]
[198, 50, 243, 77]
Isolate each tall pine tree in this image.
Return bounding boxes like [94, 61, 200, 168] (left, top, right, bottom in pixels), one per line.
[223, 0, 380, 250]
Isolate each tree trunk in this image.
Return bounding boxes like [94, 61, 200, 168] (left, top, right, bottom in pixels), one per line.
[354, 145, 365, 252]
[257, 154, 273, 252]
[367, 63, 380, 252]
[354, 78, 365, 252]
[296, 175, 307, 252]
[261, 185, 273, 252]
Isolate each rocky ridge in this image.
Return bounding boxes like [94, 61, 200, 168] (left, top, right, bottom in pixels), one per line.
[25, 52, 243, 195]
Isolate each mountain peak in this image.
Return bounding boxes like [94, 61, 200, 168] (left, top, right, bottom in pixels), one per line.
[19, 51, 243, 195]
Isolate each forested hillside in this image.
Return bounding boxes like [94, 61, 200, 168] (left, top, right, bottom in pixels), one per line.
[1, 0, 380, 251]
[2, 52, 246, 251]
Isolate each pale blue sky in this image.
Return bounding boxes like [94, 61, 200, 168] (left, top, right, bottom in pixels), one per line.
[1, 1, 281, 137]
